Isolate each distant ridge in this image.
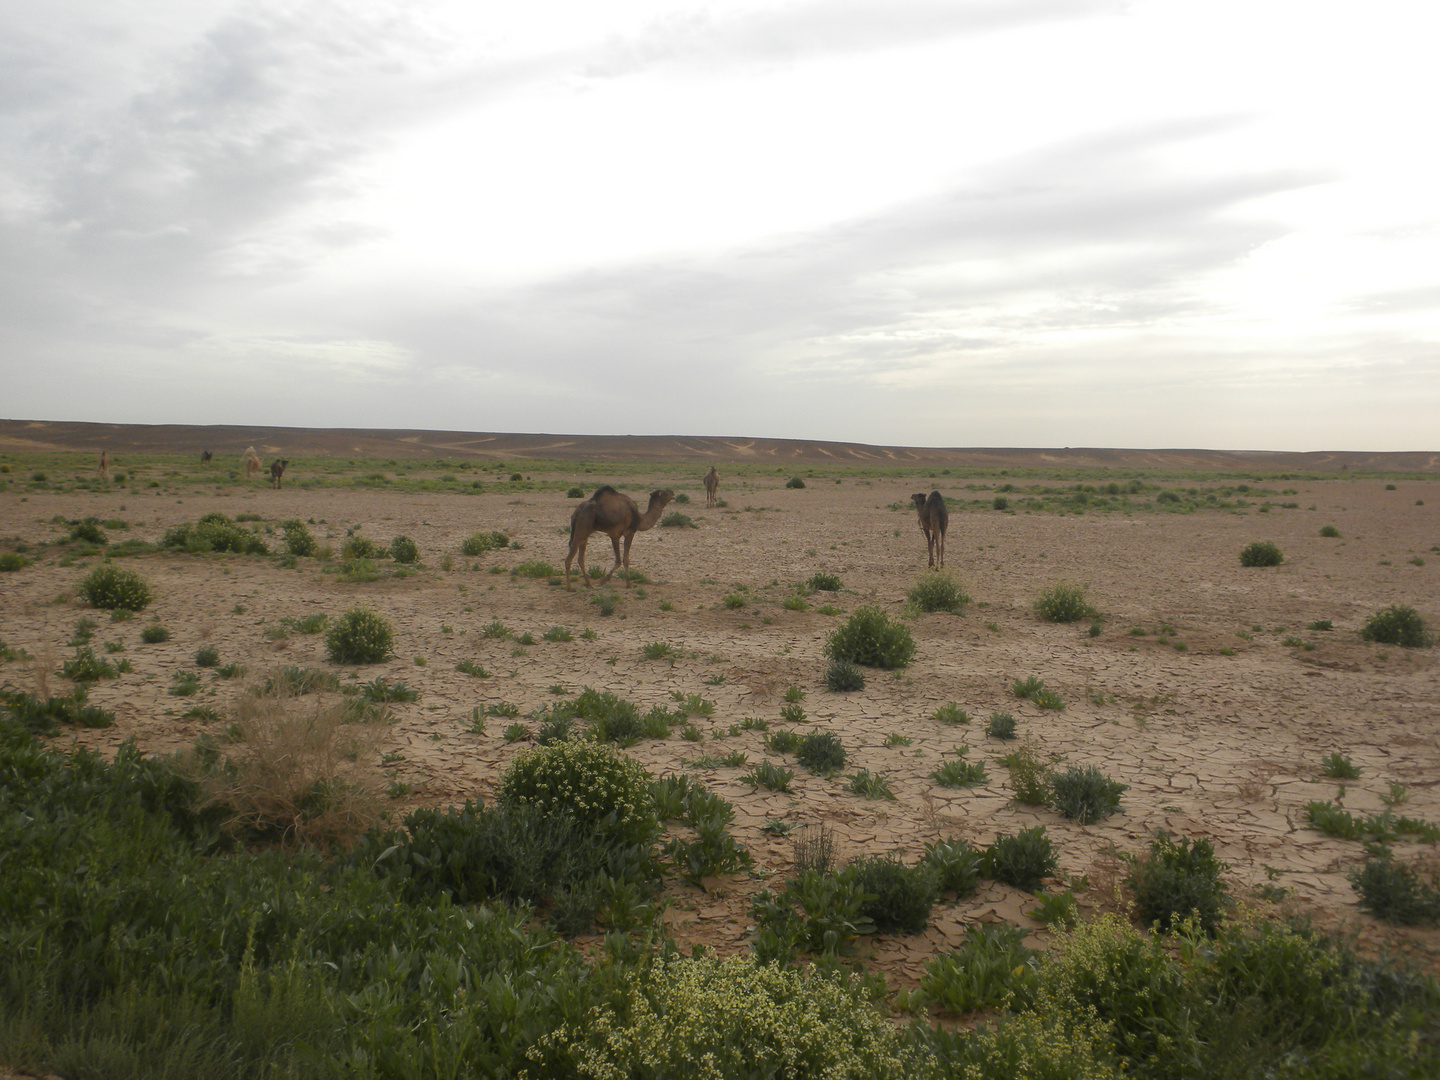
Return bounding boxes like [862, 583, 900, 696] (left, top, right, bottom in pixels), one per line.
[1, 419, 1435, 472]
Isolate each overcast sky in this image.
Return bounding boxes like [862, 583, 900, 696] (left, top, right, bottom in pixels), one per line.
[3, 1, 1438, 450]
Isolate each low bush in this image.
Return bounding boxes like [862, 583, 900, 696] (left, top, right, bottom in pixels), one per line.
[931, 757, 987, 788]
[1360, 604, 1431, 647]
[1319, 524, 1341, 537]
[824, 605, 915, 669]
[498, 737, 660, 850]
[140, 623, 170, 643]
[461, 530, 509, 556]
[194, 645, 220, 668]
[785, 476, 806, 489]
[806, 572, 842, 592]
[1033, 581, 1096, 623]
[279, 519, 316, 557]
[921, 923, 1036, 1014]
[0, 686, 114, 732]
[1239, 540, 1283, 567]
[907, 571, 970, 614]
[1126, 832, 1230, 934]
[998, 739, 1051, 806]
[984, 826, 1056, 891]
[68, 518, 108, 545]
[1048, 764, 1127, 824]
[659, 511, 695, 528]
[77, 563, 153, 611]
[986, 712, 1017, 739]
[921, 837, 982, 897]
[824, 660, 865, 692]
[324, 607, 395, 664]
[0, 552, 27, 572]
[1349, 852, 1440, 926]
[389, 535, 419, 564]
[795, 730, 847, 775]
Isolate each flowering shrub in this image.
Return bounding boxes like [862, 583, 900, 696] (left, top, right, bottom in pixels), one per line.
[324, 607, 394, 664]
[77, 563, 153, 611]
[824, 605, 915, 669]
[497, 737, 659, 850]
[531, 955, 929, 1078]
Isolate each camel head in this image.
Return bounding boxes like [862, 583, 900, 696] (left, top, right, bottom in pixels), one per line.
[637, 489, 675, 529]
[911, 493, 928, 512]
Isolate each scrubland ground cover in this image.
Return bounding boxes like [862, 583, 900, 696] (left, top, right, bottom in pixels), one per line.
[2, 445, 1439, 1077]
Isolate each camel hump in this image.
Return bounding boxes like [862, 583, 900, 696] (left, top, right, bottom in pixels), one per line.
[591, 485, 619, 499]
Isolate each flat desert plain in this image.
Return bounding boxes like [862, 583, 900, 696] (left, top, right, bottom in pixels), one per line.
[3, 446, 1439, 983]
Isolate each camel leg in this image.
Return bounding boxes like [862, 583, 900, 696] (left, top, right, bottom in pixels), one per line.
[937, 529, 945, 569]
[620, 533, 635, 586]
[599, 535, 622, 584]
[565, 534, 592, 589]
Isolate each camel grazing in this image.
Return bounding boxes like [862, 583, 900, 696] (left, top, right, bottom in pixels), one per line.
[269, 459, 288, 489]
[565, 486, 675, 590]
[200, 450, 212, 463]
[911, 490, 948, 569]
[97, 449, 109, 482]
[242, 447, 262, 480]
[703, 466, 719, 508]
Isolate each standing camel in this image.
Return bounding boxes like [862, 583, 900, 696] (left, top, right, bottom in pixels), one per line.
[242, 446, 262, 480]
[703, 466, 719, 508]
[269, 459, 288, 489]
[911, 490, 948, 569]
[565, 486, 675, 590]
[97, 450, 109, 482]
[200, 450, 212, 463]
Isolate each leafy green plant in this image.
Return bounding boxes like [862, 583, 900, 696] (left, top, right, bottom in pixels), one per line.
[138, 623, 169, 644]
[1360, 604, 1431, 647]
[1031, 688, 1065, 711]
[745, 760, 795, 792]
[279, 518, 316, 557]
[722, 592, 746, 609]
[824, 660, 865, 692]
[358, 677, 418, 703]
[921, 923, 1036, 1013]
[1319, 524, 1341, 538]
[932, 702, 969, 725]
[778, 703, 805, 724]
[785, 476, 806, 488]
[907, 572, 970, 614]
[659, 511, 695, 528]
[931, 756, 988, 788]
[77, 562, 153, 611]
[461, 529, 509, 556]
[1320, 751, 1361, 779]
[169, 670, 201, 696]
[194, 645, 220, 668]
[1033, 581, 1096, 623]
[783, 684, 805, 703]
[1126, 832, 1230, 934]
[846, 768, 894, 800]
[765, 729, 801, 753]
[455, 659, 490, 678]
[498, 737, 659, 850]
[1349, 852, 1440, 926]
[0, 552, 28, 572]
[984, 826, 1057, 892]
[324, 607, 394, 664]
[0, 686, 113, 732]
[1028, 888, 1080, 928]
[642, 640, 676, 661]
[1012, 675, 1044, 699]
[389, 535, 419, 564]
[68, 517, 109, 545]
[921, 837, 982, 897]
[806, 572, 842, 592]
[1048, 765, 1127, 824]
[1239, 540, 1283, 567]
[59, 647, 118, 683]
[998, 740, 1052, 805]
[795, 731, 846, 775]
[824, 605, 915, 669]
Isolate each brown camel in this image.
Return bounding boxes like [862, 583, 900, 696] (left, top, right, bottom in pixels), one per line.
[242, 446, 262, 480]
[200, 450, 212, 463]
[911, 490, 948, 569]
[97, 449, 109, 481]
[565, 485, 675, 590]
[269, 459, 288, 489]
[703, 466, 719, 508]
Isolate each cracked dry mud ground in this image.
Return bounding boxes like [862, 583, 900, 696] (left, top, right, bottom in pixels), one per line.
[4, 470, 1438, 984]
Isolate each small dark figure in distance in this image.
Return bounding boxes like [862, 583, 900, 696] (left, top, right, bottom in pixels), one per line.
[97, 449, 109, 481]
[269, 459, 288, 489]
[911, 490, 948, 569]
[703, 466, 719, 508]
[200, 450, 212, 463]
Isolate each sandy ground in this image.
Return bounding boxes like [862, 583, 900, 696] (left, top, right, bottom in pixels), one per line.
[3, 469, 1439, 983]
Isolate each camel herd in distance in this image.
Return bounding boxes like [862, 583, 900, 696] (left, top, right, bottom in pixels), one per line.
[91, 449, 950, 574]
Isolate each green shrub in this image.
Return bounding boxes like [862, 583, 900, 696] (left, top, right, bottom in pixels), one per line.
[992, 496, 1009, 510]
[1239, 540, 1283, 567]
[921, 837, 982, 897]
[785, 476, 806, 489]
[1349, 852, 1440, 926]
[389, 535, 419, 564]
[907, 571, 970, 614]
[846, 768, 894, 800]
[566, 485, 584, 498]
[659, 511, 695, 528]
[0, 686, 113, 732]
[745, 760, 794, 792]
[998, 739, 1051, 806]
[59, 647, 118, 683]
[0, 552, 27, 572]
[194, 645, 220, 668]
[765, 730, 801, 753]
[68, 518, 109, 545]
[824, 660, 865, 692]
[1048, 765, 1127, 824]
[461, 530, 509, 556]
[140, 623, 170, 643]
[1320, 751, 1361, 779]
[77, 563, 153, 611]
[1031, 689, 1065, 711]
[806, 572, 842, 592]
[1360, 604, 1431, 647]
[1126, 833, 1230, 934]
[1012, 675, 1044, 699]
[324, 607, 395, 664]
[279, 519, 316, 557]
[824, 605, 915, 669]
[931, 757, 987, 788]
[986, 712, 1017, 739]
[795, 731, 846, 775]
[1319, 524, 1341, 537]
[512, 558, 557, 578]
[844, 854, 938, 934]
[932, 702, 969, 725]
[984, 826, 1056, 891]
[1033, 580, 1096, 623]
[497, 737, 659, 850]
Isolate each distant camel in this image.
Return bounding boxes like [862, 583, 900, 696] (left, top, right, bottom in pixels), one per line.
[269, 459, 288, 489]
[97, 449, 109, 481]
[911, 490, 948, 569]
[703, 466, 719, 508]
[565, 485, 675, 590]
[200, 450, 212, 463]
[242, 446, 262, 480]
